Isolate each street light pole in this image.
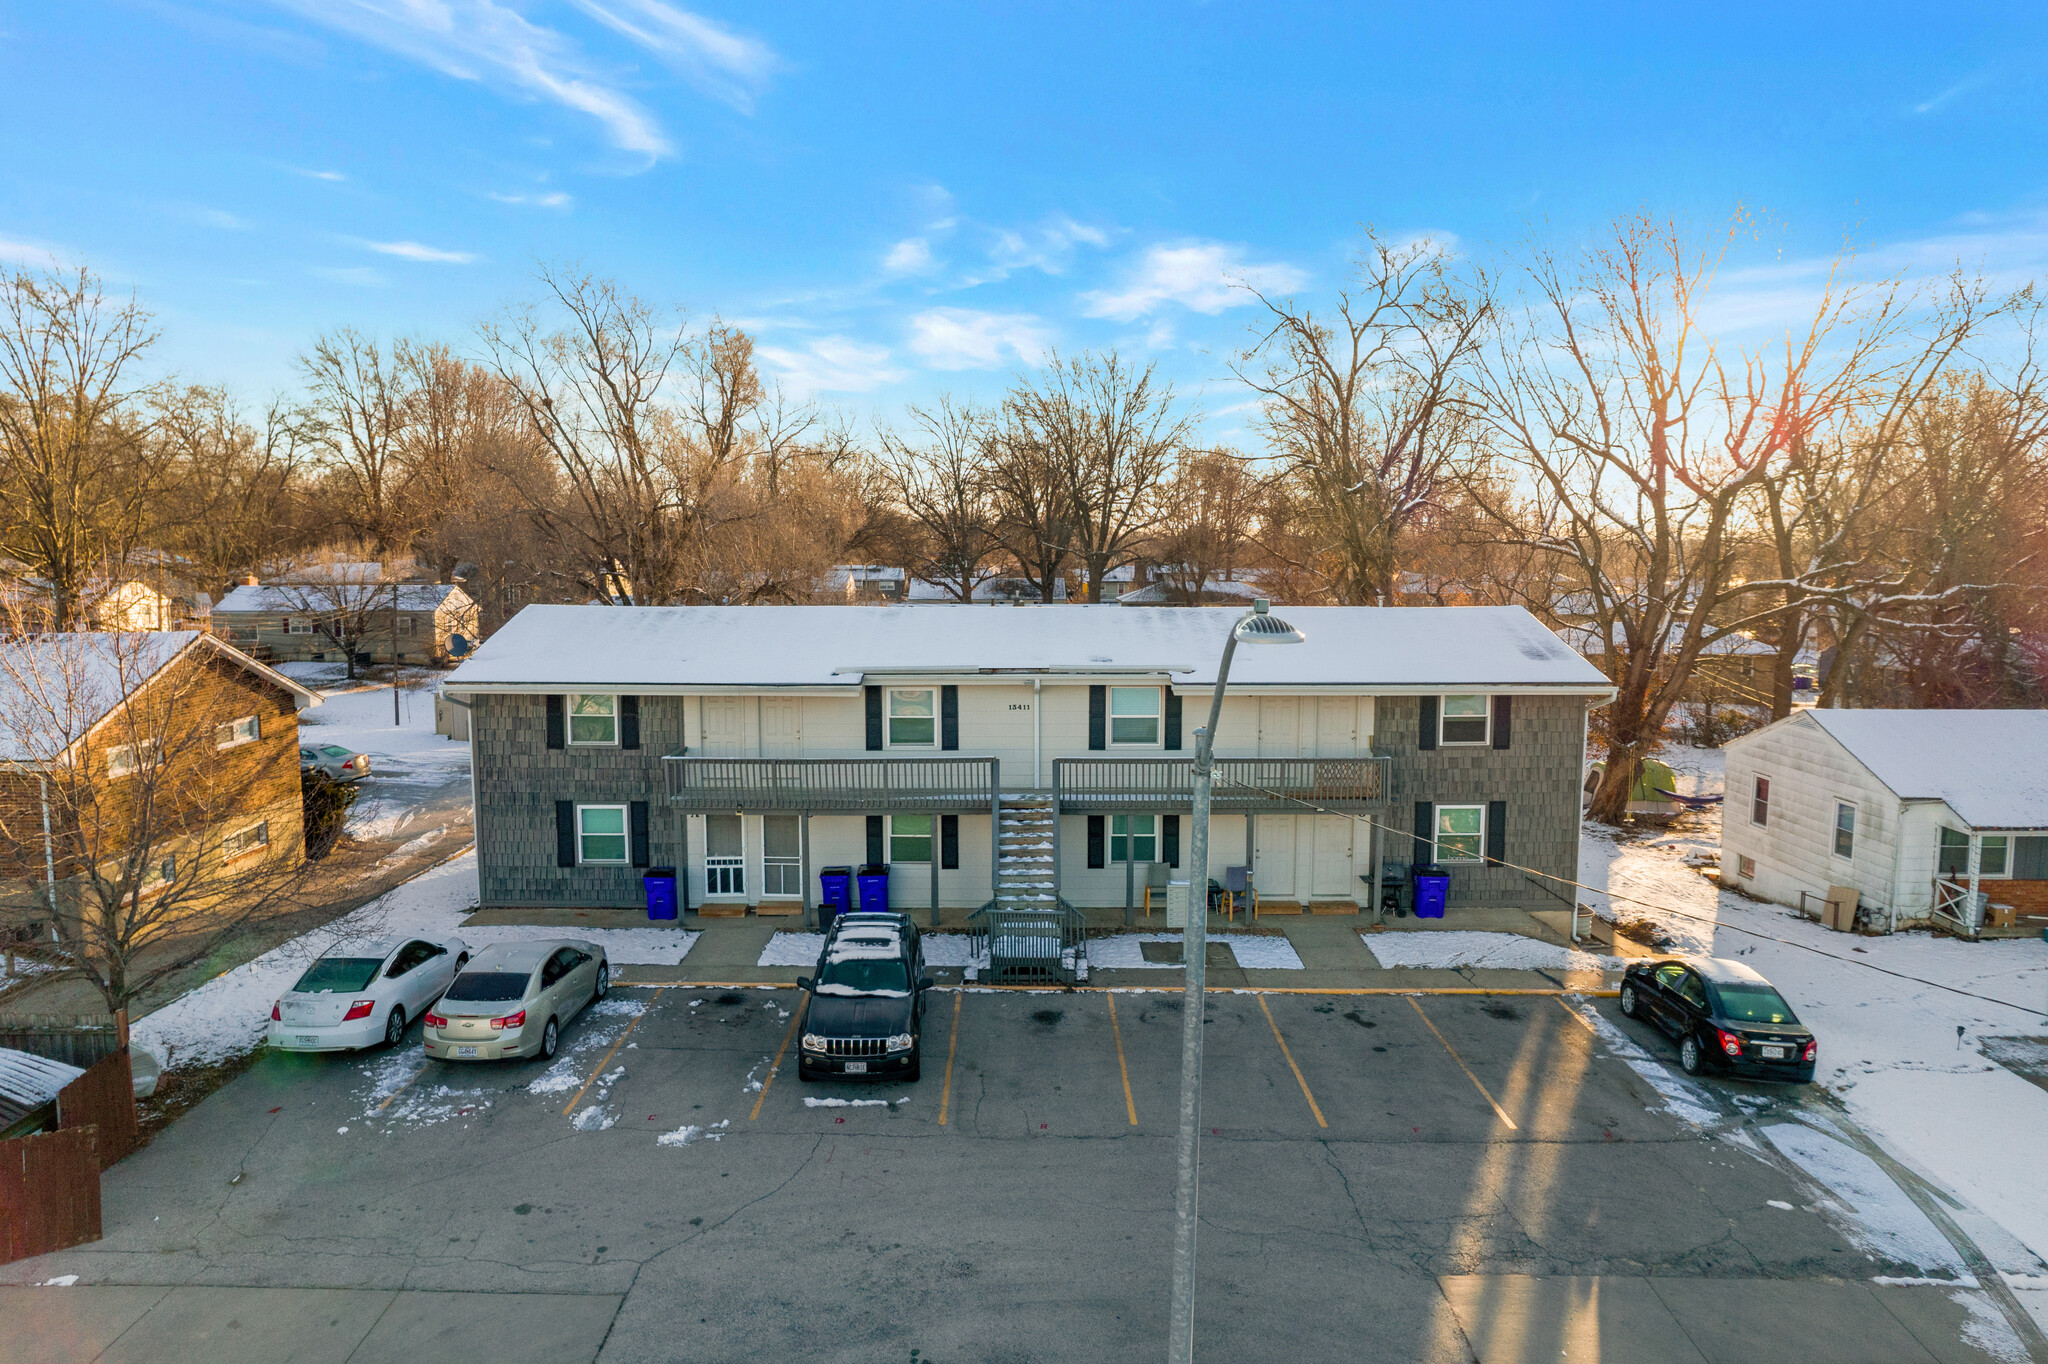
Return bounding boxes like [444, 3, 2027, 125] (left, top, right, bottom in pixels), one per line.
[1166, 600, 1303, 1364]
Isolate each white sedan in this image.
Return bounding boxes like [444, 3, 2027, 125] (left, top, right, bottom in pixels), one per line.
[269, 935, 470, 1052]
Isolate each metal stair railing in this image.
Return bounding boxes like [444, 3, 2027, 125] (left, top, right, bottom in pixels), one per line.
[967, 899, 1089, 986]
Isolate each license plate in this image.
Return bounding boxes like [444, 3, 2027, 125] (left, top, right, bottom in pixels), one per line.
[457, 1046, 478, 1057]
[296, 1035, 318, 1046]
[1760, 1045, 1786, 1060]
[844, 1061, 867, 1074]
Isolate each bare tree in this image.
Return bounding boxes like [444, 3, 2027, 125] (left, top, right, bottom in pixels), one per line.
[265, 548, 416, 681]
[1152, 447, 1260, 603]
[981, 409, 1079, 603]
[879, 398, 999, 602]
[301, 328, 416, 554]
[154, 386, 314, 599]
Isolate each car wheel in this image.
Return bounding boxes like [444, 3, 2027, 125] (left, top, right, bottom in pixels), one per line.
[383, 1006, 406, 1048]
[1619, 984, 1638, 1018]
[1679, 1034, 1704, 1075]
[905, 1052, 921, 1083]
[593, 964, 609, 1002]
[455, 952, 468, 969]
[540, 1017, 560, 1060]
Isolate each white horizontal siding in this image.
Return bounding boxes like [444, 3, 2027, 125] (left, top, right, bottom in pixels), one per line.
[1723, 715, 1905, 920]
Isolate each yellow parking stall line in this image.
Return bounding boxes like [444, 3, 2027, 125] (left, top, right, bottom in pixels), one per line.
[938, 992, 963, 1126]
[1106, 993, 1138, 1126]
[374, 1064, 428, 1114]
[1256, 995, 1328, 1129]
[1554, 996, 1600, 1034]
[750, 991, 809, 1121]
[563, 987, 666, 1117]
[1408, 996, 1519, 1131]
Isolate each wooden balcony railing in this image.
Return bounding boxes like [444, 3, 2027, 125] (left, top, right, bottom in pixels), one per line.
[662, 756, 999, 812]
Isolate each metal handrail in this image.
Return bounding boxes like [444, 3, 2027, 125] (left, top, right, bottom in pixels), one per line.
[662, 755, 998, 811]
[1054, 755, 1391, 811]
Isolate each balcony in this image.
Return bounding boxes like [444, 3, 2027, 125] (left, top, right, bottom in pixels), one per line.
[663, 756, 999, 812]
[1053, 755, 1392, 813]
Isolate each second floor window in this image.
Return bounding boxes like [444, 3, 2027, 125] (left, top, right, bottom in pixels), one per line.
[1440, 695, 1489, 744]
[106, 738, 161, 779]
[888, 689, 936, 747]
[568, 694, 617, 745]
[216, 715, 260, 749]
[1751, 776, 1770, 827]
[1110, 687, 1161, 745]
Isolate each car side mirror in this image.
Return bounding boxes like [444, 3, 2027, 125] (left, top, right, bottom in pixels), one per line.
[795, 976, 812, 992]
[918, 976, 936, 992]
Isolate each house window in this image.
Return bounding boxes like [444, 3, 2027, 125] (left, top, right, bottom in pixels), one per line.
[397, 616, 416, 636]
[1832, 802, 1856, 859]
[223, 821, 270, 860]
[1109, 687, 1161, 746]
[1440, 695, 1490, 745]
[1751, 776, 1770, 827]
[568, 694, 617, 745]
[886, 689, 936, 747]
[1982, 836, 2010, 877]
[1435, 804, 1485, 862]
[1111, 815, 1157, 863]
[106, 738, 161, 779]
[705, 813, 744, 894]
[577, 804, 628, 864]
[1939, 827, 1969, 876]
[287, 618, 313, 635]
[762, 815, 801, 897]
[216, 715, 260, 749]
[889, 814, 933, 863]
[140, 855, 176, 895]
[1737, 854, 1756, 879]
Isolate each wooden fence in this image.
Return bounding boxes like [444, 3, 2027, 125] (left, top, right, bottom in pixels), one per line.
[0, 1014, 123, 1070]
[57, 1051, 137, 1170]
[0, 1127, 101, 1263]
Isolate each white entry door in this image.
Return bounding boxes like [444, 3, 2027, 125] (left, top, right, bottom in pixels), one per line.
[1258, 699, 1300, 757]
[1254, 815, 1296, 898]
[1312, 815, 1354, 897]
[761, 698, 803, 757]
[700, 698, 745, 756]
[1316, 698, 1357, 757]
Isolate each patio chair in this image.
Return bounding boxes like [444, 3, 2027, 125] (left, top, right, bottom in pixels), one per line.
[1224, 865, 1257, 922]
[1142, 862, 1171, 918]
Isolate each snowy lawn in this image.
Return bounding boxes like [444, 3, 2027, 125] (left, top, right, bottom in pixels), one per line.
[132, 853, 697, 1069]
[1362, 930, 1609, 973]
[282, 668, 471, 842]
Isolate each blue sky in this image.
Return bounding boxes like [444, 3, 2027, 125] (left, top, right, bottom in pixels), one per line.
[4, 2, 2046, 432]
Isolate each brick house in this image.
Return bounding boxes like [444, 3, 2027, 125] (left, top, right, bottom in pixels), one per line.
[444, 604, 1614, 920]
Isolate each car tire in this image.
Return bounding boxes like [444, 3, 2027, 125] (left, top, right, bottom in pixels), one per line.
[1679, 1034, 1704, 1075]
[593, 965, 609, 1002]
[540, 1018, 560, 1060]
[455, 952, 468, 969]
[383, 1006, 406, 1048]
[905, 1052, 921, 1083]
[1619, 984, 1638, 1018]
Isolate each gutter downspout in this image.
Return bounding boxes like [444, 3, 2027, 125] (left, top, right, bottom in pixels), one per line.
[1032, 677, 1042, 790]
[39, 775, 58, 920]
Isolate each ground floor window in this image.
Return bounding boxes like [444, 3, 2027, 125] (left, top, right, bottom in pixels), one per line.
[1832, 802, 1856, 859]
[763, 814, 801, 896]
[1736, 854, 1756, 880]
[1111, 814, 1157, 863]
[1434, 805, 1484, 862]
[1943, 827, 2009, 877]
[577, 805, 628, 864]
[705, 813, 744, 894]
[223, 820, 270, 860]
[889, 814, 933, 863]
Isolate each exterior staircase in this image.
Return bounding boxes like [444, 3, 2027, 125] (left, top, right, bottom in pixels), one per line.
[996, 793, 1058, 909]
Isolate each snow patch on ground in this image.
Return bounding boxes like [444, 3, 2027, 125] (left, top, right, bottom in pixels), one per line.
[1089, 933, 1305, 970]
[1559, 995, 1719, 1129]
[804, 1097, 904, 1108]
[527, 1005, 644, 1095]
[759, 932, 984, 968]
[1362, 930, 1609, 972]
[657, 1119, 728, 1146]
[571, 1104, 616, 1131]
[1762, 1121, 1968, 1277]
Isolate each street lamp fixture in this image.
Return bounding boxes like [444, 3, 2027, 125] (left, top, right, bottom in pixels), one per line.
[1167, 598, 1303, 1363]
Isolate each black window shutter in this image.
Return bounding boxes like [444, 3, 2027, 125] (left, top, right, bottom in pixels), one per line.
[1485, 800, 1507, 866]
[630, 801, 651, 868]
[1163, 814, 1180, 868]
[941, 814, 959, 869]
[941, 685, 959, 751]
[866, 814, 884, 864]
[865, 686, 883, 750]
[1089, 685, 1106, 750]
[546, 694, 565, 749]
[620, 695, 641, 750]
[1491, 695, 1512, 750]
[1164, 691, 1183, 750]
[1087, 815, 1105, 868]
[1417, 696, 1438, 751]
[555, 801, 577, 867]
[1413, 801, 1434, 865]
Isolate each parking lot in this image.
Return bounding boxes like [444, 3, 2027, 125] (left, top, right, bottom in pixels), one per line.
[7, 985, 2025, 1363]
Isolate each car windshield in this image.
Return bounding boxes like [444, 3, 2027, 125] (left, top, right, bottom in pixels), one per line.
[1716, 983, 1799, 1024]
[816, 956, 909, 996]
[443, 970, 532, 1002]
[293, 957, 383, 993]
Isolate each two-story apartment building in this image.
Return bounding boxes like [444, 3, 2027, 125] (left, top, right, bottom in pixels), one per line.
[445, 605, 1614, 920]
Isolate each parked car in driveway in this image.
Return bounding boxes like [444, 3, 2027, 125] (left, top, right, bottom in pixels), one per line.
[1619, 956, 1816, 1082]
[795, 912, 933, 1081]
[424, 940, 609, 1062]
[300, 742, 372, 781]
[269, 935, 470, 1052]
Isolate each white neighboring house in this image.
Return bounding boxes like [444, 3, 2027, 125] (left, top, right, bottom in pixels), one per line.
[1721, 710, 2048, 935]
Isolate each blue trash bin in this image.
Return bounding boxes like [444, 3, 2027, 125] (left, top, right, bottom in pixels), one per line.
[818, 865, 853, 931]
[643, 866, 678, 921]
[1412, 864, 1449, 919]
[856, 862, 890, 914]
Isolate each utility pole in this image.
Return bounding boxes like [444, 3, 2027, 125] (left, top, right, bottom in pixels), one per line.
[392, 580, 401, 727]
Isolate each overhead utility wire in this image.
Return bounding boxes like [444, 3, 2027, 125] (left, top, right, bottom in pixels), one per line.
[1209, 772, 2048, 1021]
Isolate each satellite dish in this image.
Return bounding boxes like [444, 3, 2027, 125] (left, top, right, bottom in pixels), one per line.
[449, 635, 472, 657]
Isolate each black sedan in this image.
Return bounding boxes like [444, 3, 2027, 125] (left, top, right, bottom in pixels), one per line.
[1619, 956, 1816, 1082]
[795, 912, 934, 1082]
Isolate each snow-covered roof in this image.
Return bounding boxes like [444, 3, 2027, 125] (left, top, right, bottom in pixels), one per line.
[214, 582, 470, 614]
[1787, 709, 2048, 830]
[0, 1047, 84, 1111]
[446, 604, 1614, 693]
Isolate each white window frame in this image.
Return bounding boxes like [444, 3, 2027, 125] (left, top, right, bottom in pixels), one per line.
[885, 688, 937, 748]
[1831, 801, 1856, 860]
[567, 694, 618, 747]
[888, 813, 934, 864]
[106, 738, 161, 779]
[1111, 814, 1158, 863]
[1439, 695, 1490, 745]
[576, 803, 629, 865]
[1979, 834, 2012, 879]
[1434, 804, 1485, 862]
[223, 820, 270, 861]
[1751, 775, 1770, 827]
[216, 714, 260, 750]
[1736, 854, 1757, 880]
[138, 853, 177, 898]
[287, 617, 314, 636]
[1108, 687, 1163, 747]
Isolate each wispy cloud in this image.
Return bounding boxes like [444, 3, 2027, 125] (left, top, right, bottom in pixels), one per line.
[962, 214, 1111, 285]
[291, 167, 347, 183]
[267, 0, 674, 159]
[490, 190, 574, 209]
[907, 308, 1052, 370]
[1911, 73, 1991, 116]
[1081, 241, 1304, 321]
[312, 265, 387, 287]
[569, 0, 779, 112]
[755, 336, 905, 393]
[174, 204, 249, 231]
[883, 237, 936, 275]
[351, 238, 480, 264]
[0, 235, 65, 269]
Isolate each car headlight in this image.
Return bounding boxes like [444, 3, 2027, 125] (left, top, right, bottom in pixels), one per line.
[801, 1033, 826, 1052]
[886, 1033, 914, 1052]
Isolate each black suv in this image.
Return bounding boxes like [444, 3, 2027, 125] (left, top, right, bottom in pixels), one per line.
[795, 912, 933, 1081]
[1620, 956, 1816, 1082]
